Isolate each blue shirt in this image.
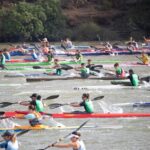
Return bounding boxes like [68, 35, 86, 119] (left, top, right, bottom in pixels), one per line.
[0, 140, 18, 150]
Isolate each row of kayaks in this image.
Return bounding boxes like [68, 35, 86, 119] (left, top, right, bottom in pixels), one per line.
[5, 59, 139, 66]
[9, 47, 150, 56]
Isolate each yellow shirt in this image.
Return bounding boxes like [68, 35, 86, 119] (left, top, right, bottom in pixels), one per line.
[142, 54, 149, 64]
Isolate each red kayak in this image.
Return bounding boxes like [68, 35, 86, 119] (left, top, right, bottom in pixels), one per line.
[3, 111, 150, 118]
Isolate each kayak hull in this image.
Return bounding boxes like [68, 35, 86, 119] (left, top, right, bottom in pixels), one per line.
[3, 111, 150, 118]
[26, 77, 127, 82]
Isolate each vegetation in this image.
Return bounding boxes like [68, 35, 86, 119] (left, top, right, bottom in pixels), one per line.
[0, 0, 149, 42]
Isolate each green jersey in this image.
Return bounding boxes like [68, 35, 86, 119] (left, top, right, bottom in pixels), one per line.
[0, 54, 6, 65]
[80, 100, 94, 113]
[36, 100, 44, 112]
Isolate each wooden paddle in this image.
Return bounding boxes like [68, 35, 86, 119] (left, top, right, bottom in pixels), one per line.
[0, 95, 59, 108]
[37, 120, 90, 150]
[49, 95, 104, 109]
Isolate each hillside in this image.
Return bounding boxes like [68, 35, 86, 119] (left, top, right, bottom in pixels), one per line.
[0, 0, 149, 42]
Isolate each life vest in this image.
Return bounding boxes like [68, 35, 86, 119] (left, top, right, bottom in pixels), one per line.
[142, 54, 149, 65]
[84, 100, 94, 113]
[0, 54, 6, 65]
[35, 100, 44, 112]
[76, 53, 82, 61]
[116, 67, 125, 77]
[31, 52, 38, 60]
[29, 111, 42, 126]
[130, 74, 139, 86]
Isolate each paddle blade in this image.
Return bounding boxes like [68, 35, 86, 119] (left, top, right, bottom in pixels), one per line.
[33, 66, 42, 69]
[61, 64, 73, 70]
[48, 103, 66, 109]
[45, 95, 59, 100]
[92, 96, 104, 101]
[0, 102, 16, 108]
[0, 111, 5, 115]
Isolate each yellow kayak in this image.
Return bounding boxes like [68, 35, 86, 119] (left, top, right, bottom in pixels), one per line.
[0, 124, 93, 132]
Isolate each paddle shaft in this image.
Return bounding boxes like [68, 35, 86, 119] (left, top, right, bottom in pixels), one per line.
[49, 96, 104, 109]
[0, 95, 59, 108]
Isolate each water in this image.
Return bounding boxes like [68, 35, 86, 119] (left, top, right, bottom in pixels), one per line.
[0, 55, 150, 150]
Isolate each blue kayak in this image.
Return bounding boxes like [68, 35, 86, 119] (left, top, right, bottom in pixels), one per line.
[133, 102, 150, 107]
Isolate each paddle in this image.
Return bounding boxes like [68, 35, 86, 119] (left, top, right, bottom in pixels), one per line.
[33, 64, 73, 70]
[0, 95, 59, 108]
[37, 120, 90, 150]
[135, 56, 143, 63]
[49, 95, 104, 109]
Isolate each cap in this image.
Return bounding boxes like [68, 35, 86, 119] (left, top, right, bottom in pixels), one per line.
[68, 134, 79, 139]
[43, 38, 48, 42]
[2, 131, 14, 137]
[30, 93, 37, 98]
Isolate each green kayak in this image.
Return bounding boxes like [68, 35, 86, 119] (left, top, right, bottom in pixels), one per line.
[6, 60, 123, 67]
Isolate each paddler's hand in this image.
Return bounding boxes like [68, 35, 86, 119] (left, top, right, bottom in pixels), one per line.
[51, 144, 55, 147]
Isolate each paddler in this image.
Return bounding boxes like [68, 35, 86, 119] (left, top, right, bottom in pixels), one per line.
[0, 130, 19, 150]
[46, 49, 54, 62]
[0, 51, 6, 70]
[19, 93, 44, 113]
[47, 59, 62, 75]
[114, 63, 126, 78]
[75, 63, 90, 78]
[17, 105, 42, 127]
[50, 133, 86, 150]
[74, 50, 83, 62]
[70, 93, 94, 114]
[3, 48, 11, 61]
[86, 59, 103, 73]
[31, 49, 38, 60]
[127, 69, 139, 86]
[140, 52, 149, 65]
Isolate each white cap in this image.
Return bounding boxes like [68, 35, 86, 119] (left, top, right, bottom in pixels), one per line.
[68, 134, 79, 139]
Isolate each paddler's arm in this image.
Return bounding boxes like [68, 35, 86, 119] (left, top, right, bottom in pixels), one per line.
[51, 142, 76, 148]
[70, 102, 81, 107]
[74, 67, 80, 71]
[19, 101, 30, 106]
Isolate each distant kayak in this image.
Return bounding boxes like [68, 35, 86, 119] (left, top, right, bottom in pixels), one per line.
[113, 102, 150, 107]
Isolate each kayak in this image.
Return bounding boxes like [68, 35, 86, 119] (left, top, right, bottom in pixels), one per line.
[6, 59, 41, 63]
[26, 77, 127, 82]
[2, 111, 150, 118]
[114, 102, 150, 107]
[4, 73, 49, 78]
[0, 125, 94, 132]
[5, 60, 138, 67]
[133, 102, 150, 107]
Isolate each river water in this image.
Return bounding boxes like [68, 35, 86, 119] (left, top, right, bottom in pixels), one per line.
[0, 55, 150, 150]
